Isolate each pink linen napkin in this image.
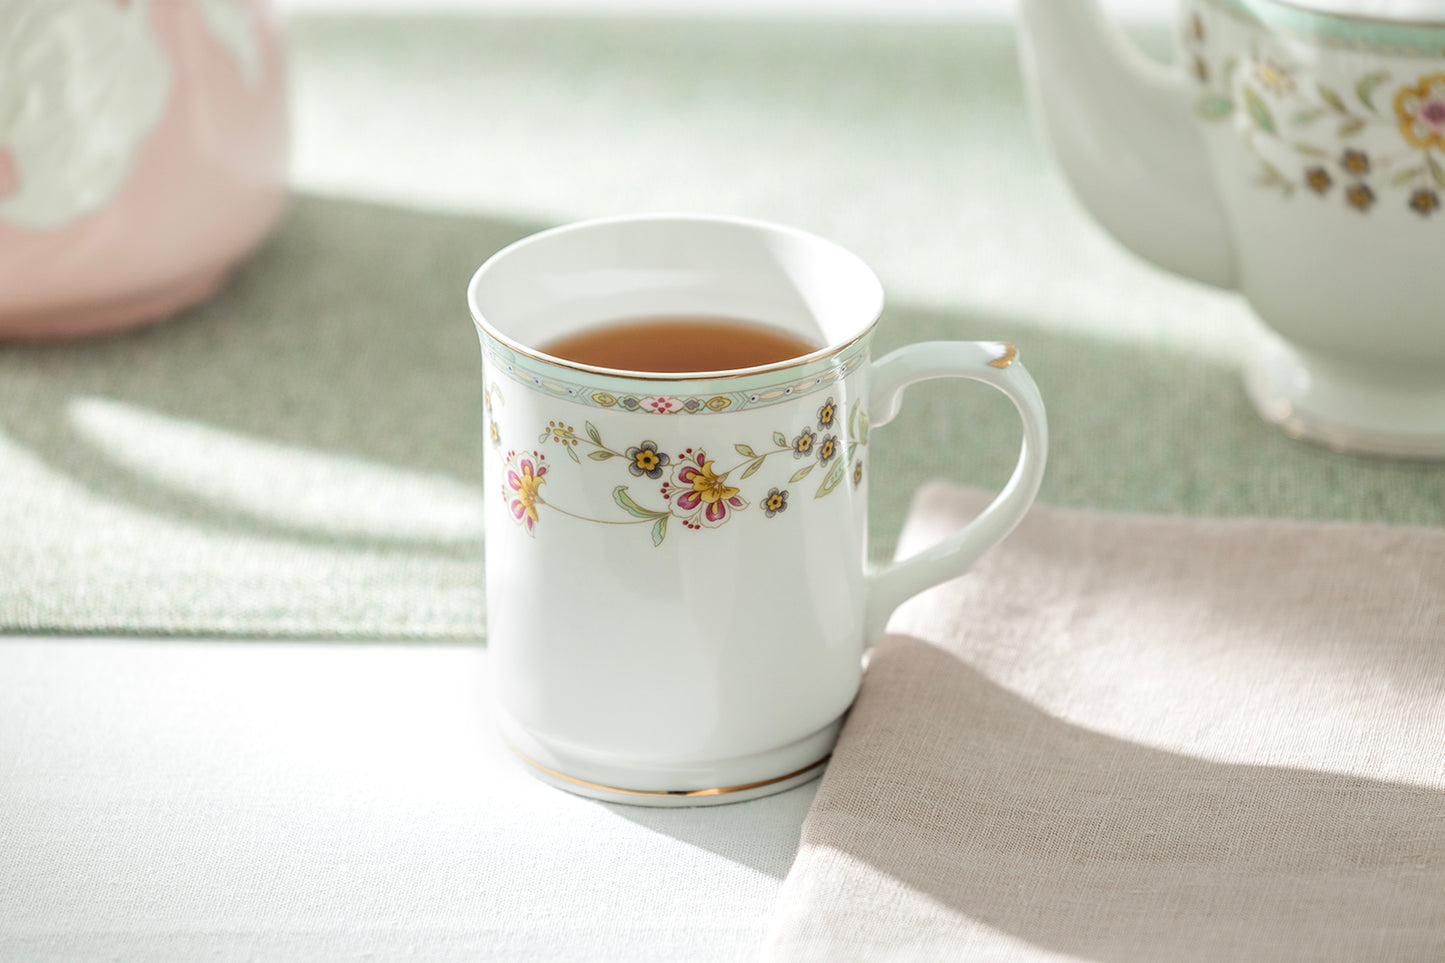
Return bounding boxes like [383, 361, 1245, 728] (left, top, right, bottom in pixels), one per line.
[764, 484, 1445, 963]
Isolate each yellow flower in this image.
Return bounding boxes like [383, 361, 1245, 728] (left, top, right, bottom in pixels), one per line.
[1395, 73, 1445, 150]
[506, 455, 547, 534]
[816, 397, 837, 429]
[1339, 149, 1370, 176]
[1253, 56, 1293, 98]
[817, 434, 839, 465]
[688, 459, 739, 505]
[1410, 188, 1440, 217]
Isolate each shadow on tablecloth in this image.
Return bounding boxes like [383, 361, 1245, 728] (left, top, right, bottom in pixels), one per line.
[0, 194, 537, 638]
[2, 193, 1440, 638]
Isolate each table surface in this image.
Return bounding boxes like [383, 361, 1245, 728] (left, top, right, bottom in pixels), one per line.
[5, 8, 1444, 963]
[1, 639, 815, 962]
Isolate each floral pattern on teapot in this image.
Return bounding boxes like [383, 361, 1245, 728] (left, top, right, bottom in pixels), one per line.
[1186, 3, 1445, 218]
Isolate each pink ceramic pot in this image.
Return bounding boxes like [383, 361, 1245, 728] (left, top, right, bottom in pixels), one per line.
[0, 0, 288, 340]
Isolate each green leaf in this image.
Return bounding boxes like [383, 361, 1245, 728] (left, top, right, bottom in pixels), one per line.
[1222, 57, 1238, 87]
[772, 431, 788, 448]
[1197, 95, 1234, 120]
[1429, 153, 1445, 189]
[734, 443, 756, 457]
[1393, 166, 1425, 187]
[1355, 71, 1390, 112]
[815, 458, 847, 498]
[585, 421, 601, 444]
[1243, 85, 1275, 134]
[1291, 108, 1326, 127]
[789, 462, 816, 483]
[613, 486, 659, 519]
[1254, 161, 1293, 197]
[858, 413, 869, 445]
[1337, 117, 1366, 139]
[588, 450, 615, 461]
[740, 459, 765, 480]
[1318, 83, 1348, 114]
[566, 446, 580, 464]
[650, 516, 668, 547]
[1293, 141, 1329, 158]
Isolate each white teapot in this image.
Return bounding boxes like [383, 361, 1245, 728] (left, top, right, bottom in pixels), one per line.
[1018, 0, 1445, 458]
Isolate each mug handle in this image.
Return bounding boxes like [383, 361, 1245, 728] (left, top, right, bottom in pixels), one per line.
[863, 341, 1049, 641]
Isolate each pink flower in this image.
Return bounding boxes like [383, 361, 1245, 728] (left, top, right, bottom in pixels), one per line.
[671, 450, 745, 528]
[1396, 73, 1445, 150]
[642, 396, 683, 414]
[506, 452, 547, 535]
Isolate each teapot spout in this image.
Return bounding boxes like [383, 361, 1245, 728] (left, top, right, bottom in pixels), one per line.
[1017, 0, 1236, 290]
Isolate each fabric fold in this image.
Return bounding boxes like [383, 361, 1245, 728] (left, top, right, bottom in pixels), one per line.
[765, 483, 1445, 963]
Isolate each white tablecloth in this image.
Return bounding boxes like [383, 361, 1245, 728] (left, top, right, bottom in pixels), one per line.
[0, 638, 814, 962]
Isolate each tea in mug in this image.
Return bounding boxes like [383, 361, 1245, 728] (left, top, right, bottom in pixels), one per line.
[540, 317, 820, 374]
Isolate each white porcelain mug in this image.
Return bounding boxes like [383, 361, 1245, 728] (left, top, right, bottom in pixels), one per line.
[467, 215, 1047, 806]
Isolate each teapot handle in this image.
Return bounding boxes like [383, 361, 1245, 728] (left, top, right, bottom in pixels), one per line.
[1017, 0, 1237, 289]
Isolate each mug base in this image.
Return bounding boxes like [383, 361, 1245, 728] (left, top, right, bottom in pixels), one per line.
[1244, 335, 1445, 460]
[497, 711, 841, 807]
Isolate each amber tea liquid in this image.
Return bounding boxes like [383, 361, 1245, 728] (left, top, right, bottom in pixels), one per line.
[540, 317, 820, 374]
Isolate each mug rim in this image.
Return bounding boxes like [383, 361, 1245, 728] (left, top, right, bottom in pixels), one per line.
[466, 213, 885, 385]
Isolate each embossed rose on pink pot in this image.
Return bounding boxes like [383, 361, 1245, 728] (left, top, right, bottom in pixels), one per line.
[0, 0, 288, 339]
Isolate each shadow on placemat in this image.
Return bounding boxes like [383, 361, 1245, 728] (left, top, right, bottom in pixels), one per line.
[2, 196, 532, 551]
[1, 192, 1441, 638]
[798, 636, 1445, 962]
[0, 194, 541, 638]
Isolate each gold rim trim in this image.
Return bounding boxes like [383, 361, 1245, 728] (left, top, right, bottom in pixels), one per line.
[511, 747, 831, 797]
[987, 342, 1018, 369]
[478, 318, 878, 384]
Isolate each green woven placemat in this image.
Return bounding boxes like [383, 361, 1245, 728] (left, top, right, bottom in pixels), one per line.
[2, 16, 1440, 638]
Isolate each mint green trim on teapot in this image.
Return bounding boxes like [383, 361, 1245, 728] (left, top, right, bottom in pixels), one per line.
[1204, 0, 1445, 54]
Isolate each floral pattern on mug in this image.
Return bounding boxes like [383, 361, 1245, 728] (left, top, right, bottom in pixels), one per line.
[514, 399, 870, 546]
[626, 440, 670, 478]
[816, 396, 838, 430]
[504, 451, 548, 536]
[1187, 6, 1445, 218]
[642, 396, 684, 414]
[666, 450, 747, 529]
[484, 382, 504, 448]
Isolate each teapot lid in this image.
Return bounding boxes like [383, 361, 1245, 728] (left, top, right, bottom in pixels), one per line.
[1273, 0, 1445, 24]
